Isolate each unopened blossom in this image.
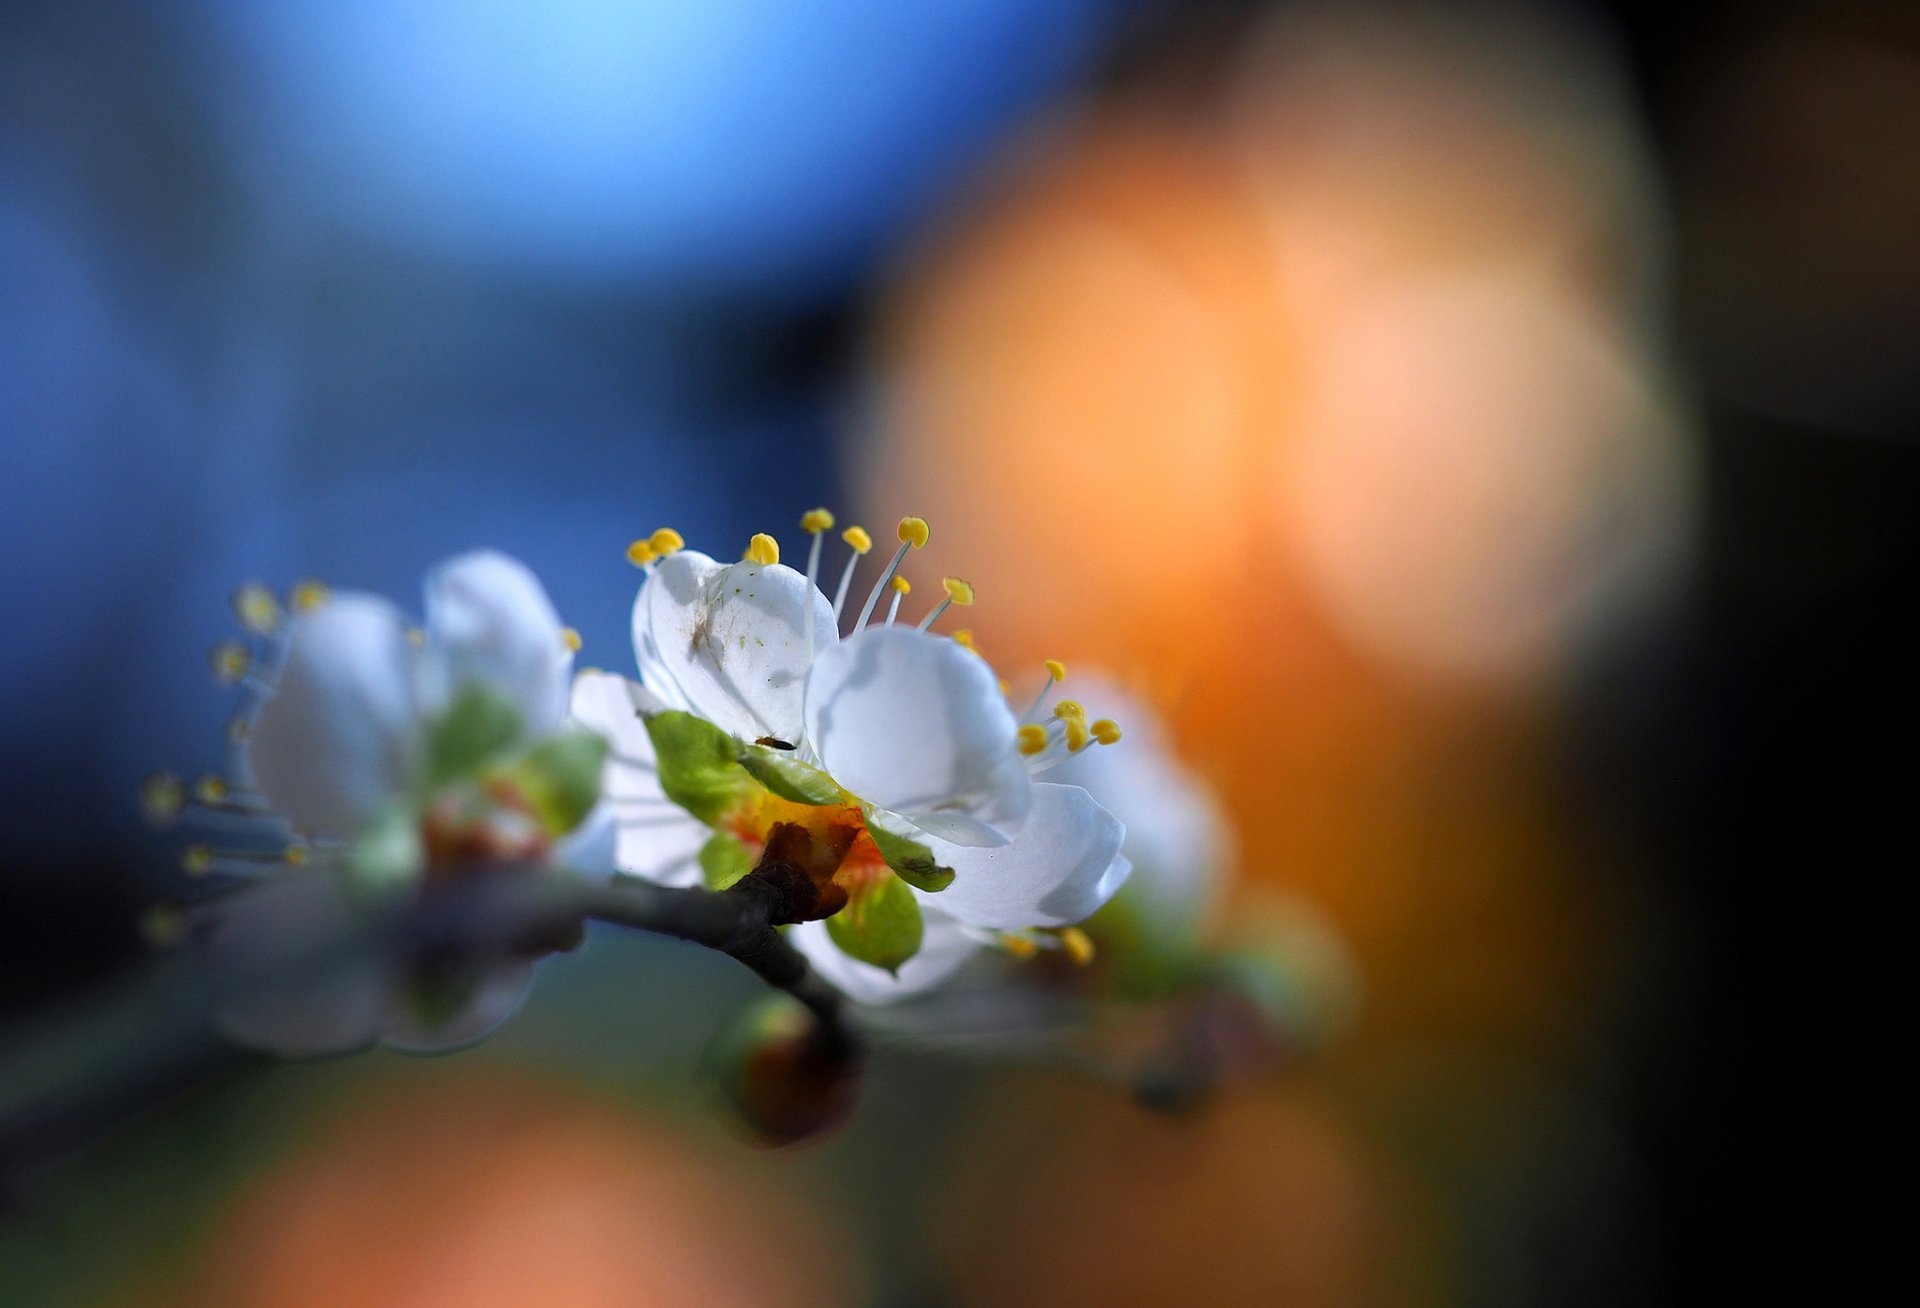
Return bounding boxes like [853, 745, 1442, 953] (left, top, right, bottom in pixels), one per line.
[572, 514, 1134, 1003]
[161, 551, 612, 1057]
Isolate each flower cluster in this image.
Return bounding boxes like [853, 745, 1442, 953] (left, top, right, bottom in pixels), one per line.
[146, 552, 611, 1055]
[574, 512, 1135, 1002]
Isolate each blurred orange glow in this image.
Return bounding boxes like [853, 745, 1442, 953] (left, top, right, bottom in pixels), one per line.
[942, 1079, 1437, 1308]
[860, 4, 1689, 1055]
[178, 1069, 850, 1308]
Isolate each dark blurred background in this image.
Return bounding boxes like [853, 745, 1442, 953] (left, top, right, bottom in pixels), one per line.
[5, 0, 1900, 1303]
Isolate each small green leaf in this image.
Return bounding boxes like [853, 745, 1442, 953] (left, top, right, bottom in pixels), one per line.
[346, 801, 425, 895]
[506, 729, 608, 835]
[825, 872, 924, 973]
[738, 747, 845, 807]
[698, 832, 755, 891]
[863, 815, 956, 893]
[644, 710, 754, 824]
[426, 684, 523, 785]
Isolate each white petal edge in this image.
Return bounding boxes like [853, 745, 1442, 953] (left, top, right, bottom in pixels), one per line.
[569, 669, 709, 886]
[917, 782, 1125, 931]
[380, 959, 537, 1054]
[804, 626, 1031, 846]
[635, 550, 834, 744]
[246, 593, 420, 841]
[423, 549, 571, 735]
[789, 910, 981, 1005]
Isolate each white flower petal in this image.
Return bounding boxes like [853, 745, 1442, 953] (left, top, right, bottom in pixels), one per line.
[247, 593, 420, 840]
[789, 909, 981, 1005]
[380, 959, 536, 1054]
[569, 669, 709, 886]
[201, 871, 391, 1059]
[634, 550, 834, 743]
[918, 782, 1124, 930]
[423, 550, 571, 734]
[804, 626, 1031, 845]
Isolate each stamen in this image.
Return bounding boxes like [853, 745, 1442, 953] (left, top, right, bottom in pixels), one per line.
[831, 525, 872, 622]
[916, 576, 974, 632]
[288, 580, 329, 614]
[194, 774, 230, 807]
[140, 772, 187, 826]
[800, 509, 833, 655]
[1057, 927, 1096, 966]
[209, 642, 252, 686]
[1017, 724, 1049, 756]
[649, 527, 685, 557]
[953, 628, 980, 655]
[560, 627, 582, 653]
[181, 845, 215, 877]
[1090, 718, 1122, 746]
[745, 533, 780, 566]
[885, 575, 910, 625]
[1053, 700, 1085, 722]
[626, 539, 657, 568]
[1021, 664, 1068, 724]
[231, 583, 281, 636]
[1065, 717, 1092, 753]
[999, 932, 1039, 960]
[852, 516, 929, 631]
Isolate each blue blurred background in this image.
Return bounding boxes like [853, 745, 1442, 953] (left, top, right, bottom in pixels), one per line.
[5, 0, 1904, 1303]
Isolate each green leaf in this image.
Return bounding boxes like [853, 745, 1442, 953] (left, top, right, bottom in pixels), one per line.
[426, 684, 523, 786]
[738, 747, 845, 807]
[825, 872, 924, 973]
[698, 832, 755, 891]
[863, 815, 956, 893]
[644, 710, 754, 825]
[505, 729, 609, 836]
[346, 801, 425, 895]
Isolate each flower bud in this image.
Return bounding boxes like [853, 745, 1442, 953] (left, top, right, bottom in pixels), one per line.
[703, 996, 861, 1146]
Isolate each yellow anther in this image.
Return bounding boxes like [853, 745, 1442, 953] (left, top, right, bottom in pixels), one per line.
[745, 533, 780, 566]
[941, 576, 975, 606]
[890, 575, 911, 595]
[289, 579, 330, 613]
[999, 678, 1011, 696]
[406, 626, 426, 648]
[649, 527, 685, 556]
[560, 627, 582, 653]
[139, 772, 186, 824]
[625, 539, 657, 567]
[181, 845, 215, 877]
[1017, 724, 1049, 755]
[1044, 659, 1067, 682]
[209, 642, 251, 686]
[284, 842, 309, 866]
[1058, 927, 1096, 967]
[1000, 933, 1039, 960]
[800, 508, 835, 534]
[897, 516, 930, 549]
[231, 583, 281, 636]
[194, 774, 229, 806]
[842, 525, 873, 554]
[140, 905, 186, 948]
[952, 628, 977, 650]
[1065, 718, 1092, 752]
[1052, 699, 1086, 721]
[1090, 718, 1123, 746]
